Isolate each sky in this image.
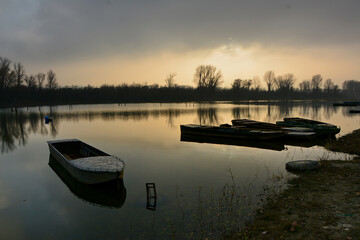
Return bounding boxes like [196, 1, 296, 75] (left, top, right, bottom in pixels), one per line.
[1, 0, 360, 88]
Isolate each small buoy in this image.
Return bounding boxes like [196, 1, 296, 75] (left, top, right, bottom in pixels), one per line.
[286, 160, 320, 172]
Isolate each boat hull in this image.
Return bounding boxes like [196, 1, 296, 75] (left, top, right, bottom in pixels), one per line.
[180, 124, 285, 140]
[333, 101, 360, 106]
[181, 133, 285, 151]
[349, 109, 360, 113]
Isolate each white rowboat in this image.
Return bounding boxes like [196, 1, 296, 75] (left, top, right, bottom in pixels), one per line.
[47, 139, 125, 184]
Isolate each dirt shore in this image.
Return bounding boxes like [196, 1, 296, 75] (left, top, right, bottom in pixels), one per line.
[241, 130, 360, 240]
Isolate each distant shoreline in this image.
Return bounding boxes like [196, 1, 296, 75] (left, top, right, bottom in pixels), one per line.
[0, 98, 347, 110]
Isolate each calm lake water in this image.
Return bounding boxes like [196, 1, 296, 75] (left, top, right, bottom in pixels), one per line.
[0, 102, 358, 239]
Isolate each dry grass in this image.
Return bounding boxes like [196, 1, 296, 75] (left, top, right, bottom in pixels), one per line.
[242, 160, 360, 239]
[325, 129, 360, 155]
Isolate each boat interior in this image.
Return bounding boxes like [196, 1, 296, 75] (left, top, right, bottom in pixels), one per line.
[51, 141, 109, 160]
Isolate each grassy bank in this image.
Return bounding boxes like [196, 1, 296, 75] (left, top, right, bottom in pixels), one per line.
[325, 129, 360, 156]
[241, 130, 360, 240]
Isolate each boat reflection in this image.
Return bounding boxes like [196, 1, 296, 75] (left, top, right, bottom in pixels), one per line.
[48, 155, 126, 208]
[181, 133, 330, 151]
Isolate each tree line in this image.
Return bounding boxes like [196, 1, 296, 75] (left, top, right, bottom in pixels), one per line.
[0, 57, 58, 90]
[1, 56, 359, 108]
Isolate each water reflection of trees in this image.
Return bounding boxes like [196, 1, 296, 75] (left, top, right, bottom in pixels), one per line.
[233, 101, 338, 124]
[0, 111, 58, 153]
[0, 108, 190, 153]
[0, 102, 341, 153]
[197, 108, 219, 125]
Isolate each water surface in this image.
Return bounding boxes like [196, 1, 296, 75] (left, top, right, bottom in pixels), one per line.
[0, 102, 358, 239]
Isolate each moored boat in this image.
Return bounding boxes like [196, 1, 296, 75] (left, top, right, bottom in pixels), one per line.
[47, 139, 125, 184]
[276, 117, 340, 136]
[231, 119, 317, 140]
[180, 124, 285, 140]
[181, 133, 285, 151]
[333, 101, 360, 107]
[349, 108, 360, 113]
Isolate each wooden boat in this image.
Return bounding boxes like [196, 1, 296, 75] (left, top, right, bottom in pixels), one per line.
[49, 155, 126, 208]
[349, 108, 360, 113]
[276, 117, 340, 136]
[231, 119, 317, 140]
[181, 133, 285, 151]
[180, 124, 285, 140]
[333, 101, 360, 106]
[47, 139, 125, 184]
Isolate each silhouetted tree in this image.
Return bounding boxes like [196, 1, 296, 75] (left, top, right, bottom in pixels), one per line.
[36, 73, 46, 89]
[243, 79, 252, 90]
[232, 79, 242, 90]
[165, 72, 176, 88]
[14, 63, 26, 88]
[263, 70, 276, 92]
[25, 74, 37, 88]
[311, 74, 323, 93]
[323, 78, 339, 94]
[193, 65, 223, 90]
[0, 57, 15, 89]
[46, 69, 58, 90]
[343, 80, 360, 98]
[274, 73, 296, 91]
[299, 80, 311, 93]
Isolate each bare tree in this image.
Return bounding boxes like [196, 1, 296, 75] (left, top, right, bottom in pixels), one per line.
[343, 80, 360, 98]
[243, 79, 252, 90]
[25, 74, 37, 88]
[14, 62, 26, 88]
[232, 78, 243, 90]
[323, 79, 333, 92]
[263, 70, 276, 92]
[311, 74, 323, 92]
[193, 65, 223, 90]
[0, 57, 15, 89]
[274, 73, 296, 91]
[46, 69, 58, 90]
[5, 71, 16, 88]
[299, 80, 311, 93]
[165, 72, 176, 88]
[36, 73, 46, 89]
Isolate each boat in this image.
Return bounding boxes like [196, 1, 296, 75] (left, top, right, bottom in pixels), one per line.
[333, 101, 360, 106]
[276, 117, 340, 136]
[231, 119, 317, 140]
[181, 131, 327, 150]
[181, 133, 285, 151]
[180, 124, 285, 140]
[349, 108, 360, 113]
[49, 155, 126, 208]
[47, 139, 125, 184]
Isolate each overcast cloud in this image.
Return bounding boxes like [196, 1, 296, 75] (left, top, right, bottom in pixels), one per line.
[1, 0, 359, 63]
